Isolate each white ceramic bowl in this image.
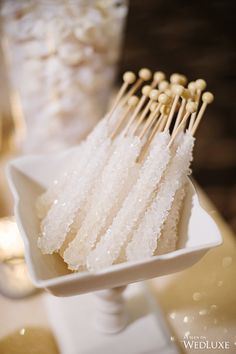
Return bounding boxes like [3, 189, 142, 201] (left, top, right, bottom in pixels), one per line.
[7, 149, 222, 297]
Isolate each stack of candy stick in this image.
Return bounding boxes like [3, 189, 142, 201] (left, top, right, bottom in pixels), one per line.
[36, 68, 214, 272]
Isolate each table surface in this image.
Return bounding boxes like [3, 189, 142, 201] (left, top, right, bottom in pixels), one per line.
[151, 186, 236, 353]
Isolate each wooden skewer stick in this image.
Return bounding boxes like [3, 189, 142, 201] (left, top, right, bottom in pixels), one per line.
[138, 103, 161, 140]
[131, 89, 159, 135]
[122, 68, 152, 104]
[110, 96, 139, 139]
[138, 104, 170, 163]
[168, 101, 197, 147]
[191, 92, 214, 136]
[164, 84, 184, 132]
[187, 81, 197, 130]
[188, 79, 207, 130]
[123, 85, 152, 135]
[138, 93, 169, 139]
[147, 111, 165, 143]
[163, 84, 175, 109]
[151, 71, 166, 88]
[107, 71, 136, 120]
[172, 98, 186, 133]
[148, 105, 171, 144]
[156, 106, 170, 133]
[196, 78, 207, 92]
[150, 101, 159, 117]
[172, 89, 190, 133]
[138, 101, 158, 138]
[137, 114, 164, 163]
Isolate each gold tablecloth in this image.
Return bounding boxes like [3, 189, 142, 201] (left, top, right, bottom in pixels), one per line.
[151, 187, 236, 353]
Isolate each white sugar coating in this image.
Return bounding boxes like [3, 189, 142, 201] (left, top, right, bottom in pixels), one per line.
[87, 132, 171, 271]
[156, 184, 186, 255]
[63, 135, 142, 270]
[59, 210, 83, 258]
[36, 118, 108, 218]
[37, 122, 111, 254]
[38, 139, 111, 254]
[106, 104, 127, 131]
[126, 133, 195, 261]
[36, 144, 85, 219]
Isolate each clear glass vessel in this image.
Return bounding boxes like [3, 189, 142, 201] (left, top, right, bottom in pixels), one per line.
[1, 0, 128, 152]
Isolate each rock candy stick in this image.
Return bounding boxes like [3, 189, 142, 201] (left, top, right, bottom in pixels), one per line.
[87, 132, 170, 271]
[156, 184, 186, 255]
[63, 135, 142, 270]
[36, 103, 124, 219]
[38, 136, 111, 254]
[36, 118, 109, 218]
[126, 133, 194, 261]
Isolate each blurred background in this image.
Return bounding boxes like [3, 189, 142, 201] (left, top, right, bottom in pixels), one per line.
[0, 0, 235, 230]
[119, 0, 236, 234]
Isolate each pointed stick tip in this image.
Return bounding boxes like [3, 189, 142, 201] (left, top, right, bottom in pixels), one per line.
[139, 68, 152, 81]
[123, 71, 136, 84]
[171, 84, 184, 96]
[158, 80, 169, 92]
[128, 95, 139, 107]
[153, 71, 165, 83]
[158, 93, 170, 105]
[188, 81, 197, 93]
[149, 89, 159, 101]
[170, 73, 187, 86]
[142, 85, 152, 96]
[202, 92, 214, 104]
[195, 79, 207, 91]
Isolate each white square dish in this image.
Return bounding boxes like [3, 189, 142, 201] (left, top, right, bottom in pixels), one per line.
[7, 149, 222, 297]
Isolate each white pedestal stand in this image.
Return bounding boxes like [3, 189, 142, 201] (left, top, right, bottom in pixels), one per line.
[94, 286, 128, 334]
[44, 282, 180, 354]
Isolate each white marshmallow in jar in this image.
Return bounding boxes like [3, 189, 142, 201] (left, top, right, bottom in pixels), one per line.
[1, 0, 128, 153]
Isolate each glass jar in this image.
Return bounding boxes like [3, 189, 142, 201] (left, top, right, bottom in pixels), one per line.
[1, 0, 128, 152]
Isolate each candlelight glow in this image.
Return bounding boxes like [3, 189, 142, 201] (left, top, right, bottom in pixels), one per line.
[0, 217, 24, 261]
[0, 217, 35, 298]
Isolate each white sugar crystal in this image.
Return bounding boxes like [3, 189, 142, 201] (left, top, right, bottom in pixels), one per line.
[36, 145, 84, 219]
[63, 135, 142, 270]
[36, 118, 110, 218]
[87, 132, 171, 271]
[126, 133, 195, 261]
[156, 184, 186, 255]
[37, 120, 111, 254]
[36, 105, 125, 217]
[59, 211, 83, 258]
[38, 139, 111, 254]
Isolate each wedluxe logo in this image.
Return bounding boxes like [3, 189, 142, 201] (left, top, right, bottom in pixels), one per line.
[182, 335, 232, 351]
